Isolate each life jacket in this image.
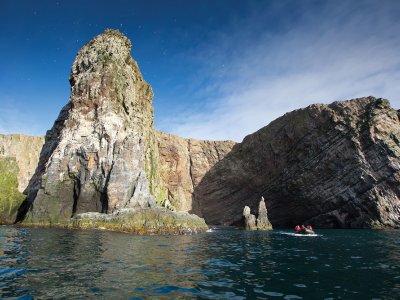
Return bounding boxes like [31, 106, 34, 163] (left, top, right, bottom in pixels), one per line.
[306, 225, 313, 230]
[295, 225, 300, 231]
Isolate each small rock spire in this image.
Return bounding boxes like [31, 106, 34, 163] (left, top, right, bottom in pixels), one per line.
[243, 196, 273, 230]
[257, 196, 273, 230]
[243, 206, 257, 230]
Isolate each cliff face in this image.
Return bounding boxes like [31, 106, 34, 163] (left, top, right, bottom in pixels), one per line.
[195, 97, 400, 228]
[156, 132, 236, 213]
[0, 134, 44, 192]
[0, 135, 44, 224]
[18, 29, 165, 224]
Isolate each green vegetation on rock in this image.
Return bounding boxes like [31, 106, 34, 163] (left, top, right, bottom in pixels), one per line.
[22, 208, 208, 235]
[0, 157, 26, 224]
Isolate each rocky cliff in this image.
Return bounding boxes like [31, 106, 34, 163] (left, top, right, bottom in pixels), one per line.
[156, 132, 235, 213]
[0, 134, 44, 192]
[195, 97, 400, 228]
[14, 29, 206, 232]
[0, 135, 44, 223]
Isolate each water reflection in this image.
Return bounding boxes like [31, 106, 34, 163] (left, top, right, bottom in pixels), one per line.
[0, 227, 399, 299]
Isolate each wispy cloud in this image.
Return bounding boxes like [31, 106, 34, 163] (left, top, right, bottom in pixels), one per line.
[160, 0, 400, 142]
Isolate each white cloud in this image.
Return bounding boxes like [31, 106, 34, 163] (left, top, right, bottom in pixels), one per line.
[161, 1, 400, 142]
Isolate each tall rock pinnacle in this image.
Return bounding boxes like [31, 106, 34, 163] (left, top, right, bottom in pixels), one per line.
[18, 29, 162, 223]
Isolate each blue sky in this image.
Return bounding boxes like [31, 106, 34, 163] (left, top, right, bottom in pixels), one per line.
[1, 0, 399, 142]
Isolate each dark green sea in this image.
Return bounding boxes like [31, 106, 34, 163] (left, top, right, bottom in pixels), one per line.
[0, 226, 399, 299]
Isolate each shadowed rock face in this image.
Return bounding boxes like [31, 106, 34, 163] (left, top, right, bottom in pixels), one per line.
[195, 97, 400, 228]
[18, 29, 162, 224]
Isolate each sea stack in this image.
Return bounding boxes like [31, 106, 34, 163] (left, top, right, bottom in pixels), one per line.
[15, 29, 207, 233]
[256, 197, 273, 230]
[243, 197, 273, 230]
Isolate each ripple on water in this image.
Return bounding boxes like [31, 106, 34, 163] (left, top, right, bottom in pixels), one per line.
[0, 227, 399, 299]
[284, 294, 303, 299]
[0, 268, 26, 280]
[203, 258, 237, 267]
[254, 289, 284, 297]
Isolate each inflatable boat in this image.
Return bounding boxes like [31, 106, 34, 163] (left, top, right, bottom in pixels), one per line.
[297, 228, 315, 235]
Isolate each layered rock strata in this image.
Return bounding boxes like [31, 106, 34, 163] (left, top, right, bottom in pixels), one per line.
[156, 132, 235, 213]
[14, 29, 206, 233]
[196, 97, 400, 228]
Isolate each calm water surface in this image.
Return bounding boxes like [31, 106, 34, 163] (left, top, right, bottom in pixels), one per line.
[0, 226, 399, 299]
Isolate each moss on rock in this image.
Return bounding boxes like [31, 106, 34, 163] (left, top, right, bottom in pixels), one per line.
[70, 208, 208, 234]
[0, 157, 26, 224]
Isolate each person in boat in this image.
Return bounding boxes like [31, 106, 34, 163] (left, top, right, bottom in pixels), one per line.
[294, 224, 315, 234]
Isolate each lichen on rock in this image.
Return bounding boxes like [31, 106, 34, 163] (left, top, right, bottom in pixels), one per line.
[0, 157, 26, 223]
[70, 208, 208, 234]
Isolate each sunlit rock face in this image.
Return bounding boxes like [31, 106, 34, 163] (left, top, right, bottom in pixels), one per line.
[195, 97, 400, 229]
[18, 29, 163, 223]
[156, 131, 236, 213]
[0, 134, 44, 224]
[0, 134, 44, 192]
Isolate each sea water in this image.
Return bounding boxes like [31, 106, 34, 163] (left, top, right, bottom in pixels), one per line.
[0, 226, 399, 299]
